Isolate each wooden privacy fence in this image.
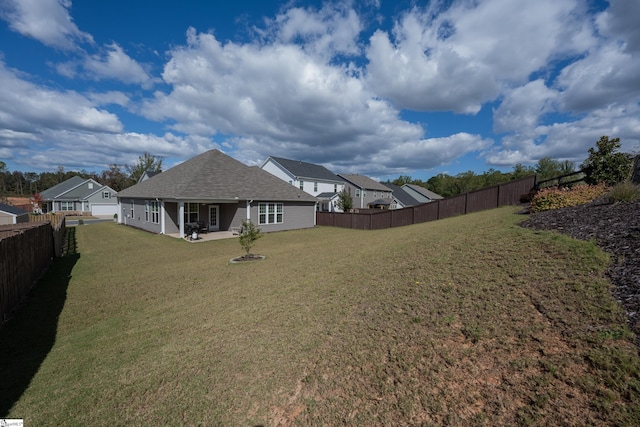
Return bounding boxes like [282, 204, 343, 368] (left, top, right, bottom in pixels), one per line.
[0, 217, 66, 323]
[29, 213, 65, 228]
[317, 175, 537, 230]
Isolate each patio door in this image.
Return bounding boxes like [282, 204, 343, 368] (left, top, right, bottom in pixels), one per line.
[209, 205, 219, 231]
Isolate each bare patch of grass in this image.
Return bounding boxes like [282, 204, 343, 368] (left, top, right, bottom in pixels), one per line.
[2, 208, 639, 425]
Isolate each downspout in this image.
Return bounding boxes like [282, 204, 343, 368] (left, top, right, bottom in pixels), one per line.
[247, 200, 253, 221]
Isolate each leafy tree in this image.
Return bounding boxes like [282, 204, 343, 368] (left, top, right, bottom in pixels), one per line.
[126, 152, 164, 183]
[335, 188, 353, 211]
[511, 163, 535, 180]
[535, 157, 564, 181]
[31, 192, 44, 212]
[392, 175, 413, 186]
[100, 164, 134, 191]
[0, 161, 6, 202]
[559, 160, 575, 175]
[581, 136, 633, 186]
[239, 219, 262, 255]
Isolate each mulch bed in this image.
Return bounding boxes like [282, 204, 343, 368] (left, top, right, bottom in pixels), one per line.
[520, 199, 640, 345]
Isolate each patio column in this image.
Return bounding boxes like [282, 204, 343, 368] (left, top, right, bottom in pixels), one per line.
[246, 200, 251, 221]
[179, 201, 185, 237]
[160, 200, 165, 234]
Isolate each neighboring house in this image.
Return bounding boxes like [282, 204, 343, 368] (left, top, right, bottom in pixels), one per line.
[338, 174, 394, 210]
[138, 170, 161, 183]
[115, 149, 318, 237]
[0, 203, 29, 225]
[260, 156, 345, 212]
[40, 176, 119, 216]
[401, 184, 443, 203]
[383, 183, 423, 209]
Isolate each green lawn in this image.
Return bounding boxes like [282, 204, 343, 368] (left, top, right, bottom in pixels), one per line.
[2, 207, 639, 425]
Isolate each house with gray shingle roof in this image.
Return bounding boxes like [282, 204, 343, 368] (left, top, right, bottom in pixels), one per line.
[0, 203, 29, 225]
[40, 176, 118, 216]
[116, 149, 318, 237]
[260, 156, 346, 212]
[383, 183, 422, 209]
[402, 184, 443, 203]
[337, 174, 394, 209]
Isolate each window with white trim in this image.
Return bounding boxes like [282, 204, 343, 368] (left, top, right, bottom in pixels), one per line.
[151, 201, 160, 224]
[102, 191, 110, 199]
[184, 202, 198, 223]
[355, 189, 360, 197]
[314, 182, 318, 192]
[130, 200, 134, 218]
[145, 202, 149, 222]
[259, 203, 283, 225]
[299, 180, 304, 190]
[334, 184, 337, 192]
[61, 201, 73, 211]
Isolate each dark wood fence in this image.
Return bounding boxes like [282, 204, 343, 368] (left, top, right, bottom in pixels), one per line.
[0, 218, 66, 323]
[317, 175, 537, 230]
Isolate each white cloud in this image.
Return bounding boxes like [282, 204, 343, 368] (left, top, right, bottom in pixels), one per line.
[557, 37, 640, 113]
[82, 43, 154, 87]
[493, 80, 559, 133]
[596, 0, 640, 53]
[267, 3, 363, 59]
[365, 0, 593, 113]
[9, 128, 215, 172]
[142, 27, 457, 176]
[0, 0, 92, 50]
[368, 132, 493, 174]
[0, 61, 122, 134]
[486, 103, 640, 166]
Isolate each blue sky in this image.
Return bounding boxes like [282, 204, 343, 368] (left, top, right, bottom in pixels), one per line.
[1, 0, 639, 182]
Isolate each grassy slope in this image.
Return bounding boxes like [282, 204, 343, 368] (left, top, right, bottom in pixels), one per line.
[3, 207, 640, 425]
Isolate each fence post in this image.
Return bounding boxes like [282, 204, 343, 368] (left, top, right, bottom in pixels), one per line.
[464, 193, 468, 214]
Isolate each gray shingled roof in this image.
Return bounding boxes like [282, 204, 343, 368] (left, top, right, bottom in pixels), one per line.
[40, 175, 86, 200]
[383, 183, 421, 207]
[0, 202, 29, 216]
[316, 192, 338, 199]
[268, 156, 343, 182]
[338, 174, 391, 192]
[403, 184, 443, 200]
[116, 149, 317, 202]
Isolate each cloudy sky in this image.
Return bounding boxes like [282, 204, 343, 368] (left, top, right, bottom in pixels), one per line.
[1, 0, 639, 180]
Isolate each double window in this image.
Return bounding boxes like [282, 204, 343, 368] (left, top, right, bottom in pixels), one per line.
[102, 191, 110, 199]
[184, 202, 199, 223]
[151, 201, 160, 224]
[258, 203, 283, 225]
[60, 201, 73, 211]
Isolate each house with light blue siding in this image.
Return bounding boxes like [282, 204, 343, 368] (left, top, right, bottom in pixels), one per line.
[40, 176, 118, 216]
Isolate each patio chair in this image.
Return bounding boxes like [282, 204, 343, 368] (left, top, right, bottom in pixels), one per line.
[197, 220, 207, 233]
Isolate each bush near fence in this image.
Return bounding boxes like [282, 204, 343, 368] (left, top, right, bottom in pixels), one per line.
[317, 175, 537, 230]
[0, 218, 66, 324]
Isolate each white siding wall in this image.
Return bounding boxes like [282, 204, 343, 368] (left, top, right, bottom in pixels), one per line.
[261, 160, 295, 184]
